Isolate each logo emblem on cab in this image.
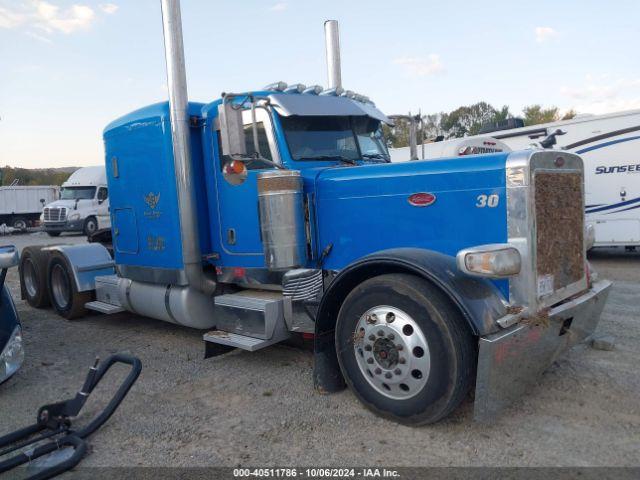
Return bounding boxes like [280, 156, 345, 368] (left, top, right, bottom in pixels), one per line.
[144, 192, 160, 209]
[408, 192, 436, 207]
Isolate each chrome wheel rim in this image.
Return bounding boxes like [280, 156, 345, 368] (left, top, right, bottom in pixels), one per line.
[14, 220, 26, 230]
[353, 305, 430, 400]
[51, 264, 70, 309]
[86, 220, 97, 234]
[23, 259, 38, 298]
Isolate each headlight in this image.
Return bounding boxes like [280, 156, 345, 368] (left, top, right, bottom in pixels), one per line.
[457, 244, 521, 278]
[68, 213, 80, 221]
[585, 223, 595, 250]
[0, 325, 24, 383]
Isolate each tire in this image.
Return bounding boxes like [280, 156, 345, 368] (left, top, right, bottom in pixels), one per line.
[47, 231, 61, 237]
[19, 247, 51, 308]
[335, 273, 476, 425]
[11, 217, 27, 231]
[83, 216, 98, 237]
[47, 253, 92, 319]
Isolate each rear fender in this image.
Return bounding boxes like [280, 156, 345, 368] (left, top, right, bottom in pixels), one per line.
[313, 248, 508, 393]
[43, 243, 115, 292]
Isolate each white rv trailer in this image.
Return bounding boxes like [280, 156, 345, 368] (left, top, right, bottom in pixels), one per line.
[389, 136, 511, 162]
[390, 109, 640, 248]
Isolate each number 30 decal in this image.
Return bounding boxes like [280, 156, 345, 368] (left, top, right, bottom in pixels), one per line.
[476, 194, 500, 208]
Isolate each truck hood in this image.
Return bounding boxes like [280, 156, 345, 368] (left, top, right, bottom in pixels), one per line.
[309, 154, 510, 271]
[45, 199, 80, 209]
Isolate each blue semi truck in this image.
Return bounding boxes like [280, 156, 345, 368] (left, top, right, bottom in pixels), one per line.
[19, 5, 611, 424]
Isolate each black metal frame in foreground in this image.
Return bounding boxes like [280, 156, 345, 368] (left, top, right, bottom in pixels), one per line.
[0, 353, 142, 480]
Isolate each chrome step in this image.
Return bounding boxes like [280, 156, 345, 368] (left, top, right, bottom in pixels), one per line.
[85, 300, 124, 314]
[203, 330, 285, 352]
[204, 290, 292, 351]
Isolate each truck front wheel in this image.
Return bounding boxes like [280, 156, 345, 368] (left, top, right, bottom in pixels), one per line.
[47, 254, 92, 319]
[11, 217, 27, 231]
[335, 273, 476, 425]
[83, 216, 98, 236]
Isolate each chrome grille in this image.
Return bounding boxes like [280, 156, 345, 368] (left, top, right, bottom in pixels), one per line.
[283, 269, 323, 301]
[534, 171, 584, 295]
[43, 207, 67, 222]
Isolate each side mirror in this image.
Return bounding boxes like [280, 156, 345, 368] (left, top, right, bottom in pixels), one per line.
[0, 245, 19, 269]
[218, 101, 247, 159]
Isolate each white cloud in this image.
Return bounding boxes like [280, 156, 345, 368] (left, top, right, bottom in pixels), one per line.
[393, 54, 444, 77]
[269, 2, 287, 11]
[0, 5, 28, 29]
[535, 26, 557, 43]
[99, 3, 118, 14]
[561, 75, 640, 114]
[36, 2, 95, 34]
[0, 1, 96, 35]
[26, 30, 52, 43]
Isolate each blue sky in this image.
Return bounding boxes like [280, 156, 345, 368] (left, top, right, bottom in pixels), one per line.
[1, 0, 639, 168]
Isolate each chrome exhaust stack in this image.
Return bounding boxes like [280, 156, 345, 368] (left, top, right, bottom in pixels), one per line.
[324, 20, 342, 90]
[160, 0, 215, 294]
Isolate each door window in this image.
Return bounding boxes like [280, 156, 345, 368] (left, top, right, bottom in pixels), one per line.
[218, 107, 280, 170]
[97, 187, 108, 201]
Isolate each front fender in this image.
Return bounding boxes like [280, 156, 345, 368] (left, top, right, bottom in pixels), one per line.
[313, 248, 508, 393]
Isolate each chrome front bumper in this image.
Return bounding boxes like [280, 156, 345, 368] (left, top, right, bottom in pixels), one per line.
[474, 279, 612, 422]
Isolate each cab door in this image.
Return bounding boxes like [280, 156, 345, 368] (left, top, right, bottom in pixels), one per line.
[214, 107, 282, 265]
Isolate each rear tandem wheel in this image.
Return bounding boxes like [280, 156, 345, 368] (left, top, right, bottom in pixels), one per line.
[47, 253, 93, 319]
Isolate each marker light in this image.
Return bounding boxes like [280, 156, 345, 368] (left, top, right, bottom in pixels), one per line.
[320, 87, 344, 96]
[303, 85, 323, 95]
[456, 244, 521, 278]
[264, 81, 288, 92]
[284, 84, 306, 93]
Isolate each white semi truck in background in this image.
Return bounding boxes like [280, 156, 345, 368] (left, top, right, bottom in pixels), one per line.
[390, 109, 640, 249]
[42, 166, 110, 237]
[0, 185, 59, 231]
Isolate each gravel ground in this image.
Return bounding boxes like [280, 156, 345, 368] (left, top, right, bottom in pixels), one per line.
[0, 233, 639, 467]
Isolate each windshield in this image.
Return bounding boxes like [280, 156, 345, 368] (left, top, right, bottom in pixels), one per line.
[280, 116, 389, 162]
[60, 186, 96, 200]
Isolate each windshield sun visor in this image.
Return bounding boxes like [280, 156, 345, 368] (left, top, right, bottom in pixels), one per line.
[268, 94, 391, 124]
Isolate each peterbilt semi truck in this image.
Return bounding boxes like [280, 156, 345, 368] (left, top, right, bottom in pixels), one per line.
[19, 3, 611, 425]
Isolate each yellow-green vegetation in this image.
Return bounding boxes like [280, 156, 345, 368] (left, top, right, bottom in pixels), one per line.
[0, 166, 76, 186]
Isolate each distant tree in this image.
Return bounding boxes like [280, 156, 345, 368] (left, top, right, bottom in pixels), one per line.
[0, 166, 74, 186]
[522, 105, 560, 126]
[561, 109, 577, 121]
[420, 113, 444, 140]
[440, 102, 513, 138]
[493, 105, 512, 123]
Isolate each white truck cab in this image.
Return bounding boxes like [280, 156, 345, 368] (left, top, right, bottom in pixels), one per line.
[42, 166, 110, 237]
